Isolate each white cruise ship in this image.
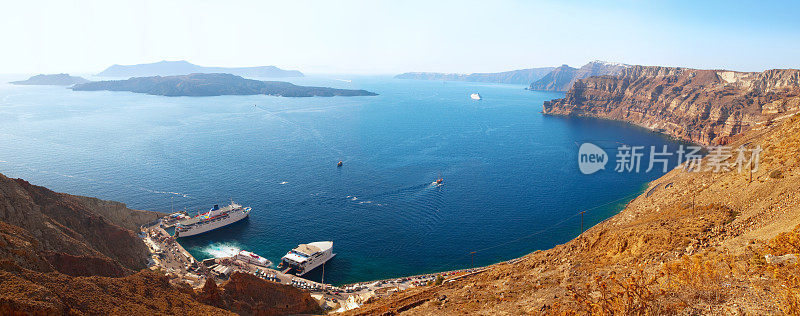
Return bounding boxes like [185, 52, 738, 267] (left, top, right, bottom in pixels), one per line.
[278, 241, 335, 276]
[174, 202, 250, 237]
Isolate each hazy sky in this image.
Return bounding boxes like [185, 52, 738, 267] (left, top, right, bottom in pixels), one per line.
[2, 0, 799, 74]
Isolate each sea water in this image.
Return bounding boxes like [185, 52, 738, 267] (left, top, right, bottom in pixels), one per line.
[0, 75, 687, 284]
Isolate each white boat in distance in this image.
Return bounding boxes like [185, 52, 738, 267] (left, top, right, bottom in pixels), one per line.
[470, 93, 482, 100]
[279, 241, 335, 276]
[174, 202, 250, 237]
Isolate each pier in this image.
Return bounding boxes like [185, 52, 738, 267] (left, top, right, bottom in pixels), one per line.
[140, 215, 487, 312]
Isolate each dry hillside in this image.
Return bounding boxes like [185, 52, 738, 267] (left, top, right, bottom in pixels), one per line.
[0, 173, 323, 315]
[344, 111, 800, 314]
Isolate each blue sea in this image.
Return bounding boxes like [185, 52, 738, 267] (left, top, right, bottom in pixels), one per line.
[0, 75, 687, 285]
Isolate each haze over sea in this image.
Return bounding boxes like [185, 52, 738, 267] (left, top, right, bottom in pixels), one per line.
[0, 75, 686, 284]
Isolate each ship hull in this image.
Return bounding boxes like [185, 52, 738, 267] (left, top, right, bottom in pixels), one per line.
[296, 253, 335, 276]
[279, 241, 335, 276]
[175, 208, 250, 237]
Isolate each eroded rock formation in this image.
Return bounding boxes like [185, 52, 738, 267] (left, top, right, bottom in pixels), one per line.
[542, 66, 800, 145]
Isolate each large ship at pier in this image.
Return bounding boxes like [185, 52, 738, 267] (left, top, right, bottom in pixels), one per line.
[278, 241, 335, 276]
[174, 202, 250, 237]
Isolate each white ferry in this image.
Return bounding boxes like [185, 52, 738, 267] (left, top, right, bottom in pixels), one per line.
[174, 202, 250, 237]
[235, 250, 272, 268]
[278, 241, 335, 276]
[470, 93, 482, 100]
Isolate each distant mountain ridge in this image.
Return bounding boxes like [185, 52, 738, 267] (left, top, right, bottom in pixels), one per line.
[395, 67, 556, 85]
[529, 60, 630, 92]
[96, 60, 304, 78]
[72, 73, 377, 97]
[10, 74, 90, 86]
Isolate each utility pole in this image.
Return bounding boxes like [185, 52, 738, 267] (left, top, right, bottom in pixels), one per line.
[470, 251, 476, 268]
[579, 211, 586, 233]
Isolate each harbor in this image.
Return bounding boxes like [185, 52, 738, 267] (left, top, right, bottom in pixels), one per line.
[140, 211, 487, 312]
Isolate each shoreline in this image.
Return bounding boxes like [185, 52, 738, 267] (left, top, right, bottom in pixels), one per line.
[541, 111, 706, 148]
[141, 181, 647, 312]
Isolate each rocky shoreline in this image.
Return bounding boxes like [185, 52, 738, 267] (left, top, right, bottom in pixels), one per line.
[542, 66, 800, 145]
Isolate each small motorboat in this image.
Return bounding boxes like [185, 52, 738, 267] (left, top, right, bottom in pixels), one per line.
[433, 173, 443, 186]
[470, 93, 482, 100]
[337, 161, 343, 167]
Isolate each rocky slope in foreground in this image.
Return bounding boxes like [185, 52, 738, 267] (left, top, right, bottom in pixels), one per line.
[72, 73, 377, 97]
[395, 67, 556, 85]
[528, 60, 630, 92]
[344, 103, 800, 314]
[198, 273, 322, 315]
[0, 173, 322, 315]
[543, 66, 800, 145]
[10, 73, 90, 86]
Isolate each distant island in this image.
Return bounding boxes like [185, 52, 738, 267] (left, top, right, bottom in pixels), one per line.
[96, 60, 304, 78]
[71, 73, 377, 97]
[395, 67, 555, 85]
[10, 74, 90, 86]
[528, 60, 630, 92]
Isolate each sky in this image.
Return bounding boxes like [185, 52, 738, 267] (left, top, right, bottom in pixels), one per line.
[1, 0, 799, 75]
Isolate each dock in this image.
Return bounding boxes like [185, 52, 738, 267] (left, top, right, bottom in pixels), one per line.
[140, 213, 488, 312]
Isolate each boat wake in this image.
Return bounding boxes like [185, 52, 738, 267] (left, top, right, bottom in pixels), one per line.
[200, 242, 242, 258]
[145, 189, 190, 198]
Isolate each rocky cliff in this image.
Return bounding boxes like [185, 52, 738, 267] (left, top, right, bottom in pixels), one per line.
[395, 67, 556, 85]
[0, 173, 160, 275]
[542, 66, 800, 145]
[345, 98, 800, 315]
[529, 60, 629, 92]
[199, 273, 323, 316]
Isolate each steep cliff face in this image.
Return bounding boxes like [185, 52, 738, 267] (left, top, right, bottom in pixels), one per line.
[0, 173, 160, 275]
[0, 173, 228, 314]
[198, 273, 323, 316]
[542, 66, 800, 145]
[529, 60, 629, 92]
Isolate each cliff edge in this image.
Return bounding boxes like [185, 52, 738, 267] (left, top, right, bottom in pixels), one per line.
[542, 66, 800, 145]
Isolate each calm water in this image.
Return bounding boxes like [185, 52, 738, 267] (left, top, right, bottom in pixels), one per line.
[0, 75, 685, 284]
